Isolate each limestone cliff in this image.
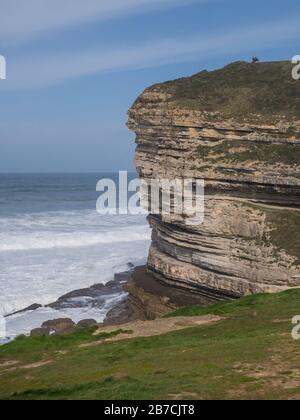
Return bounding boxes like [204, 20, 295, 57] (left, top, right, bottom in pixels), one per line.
[128, 61, 300, 301]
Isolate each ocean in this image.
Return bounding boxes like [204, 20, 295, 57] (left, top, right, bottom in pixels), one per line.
[0, 173, 151, 340]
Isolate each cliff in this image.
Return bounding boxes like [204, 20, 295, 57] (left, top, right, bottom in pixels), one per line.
[128, 61, 300, 301]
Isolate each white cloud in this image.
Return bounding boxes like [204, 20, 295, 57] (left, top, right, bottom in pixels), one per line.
[2, 15, 300, 90]
[0, 0, 197, 47]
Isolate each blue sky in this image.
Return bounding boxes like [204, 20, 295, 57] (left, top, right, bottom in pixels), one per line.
[0, 0, 300, 173]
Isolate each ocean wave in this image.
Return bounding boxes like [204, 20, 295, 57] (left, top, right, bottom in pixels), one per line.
[0, 208, 147, 228]
[0, 226, 150, 252]
[0, 175, 150, 334]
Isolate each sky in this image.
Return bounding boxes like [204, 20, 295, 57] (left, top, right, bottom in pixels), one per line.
[0, 0, 300, 173]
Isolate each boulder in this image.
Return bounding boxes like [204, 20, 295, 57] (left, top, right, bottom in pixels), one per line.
[77, 319, 98, 328]
[54, 327, 77, 336]
[42, 318, 75, 332]
[30, 328, 50, 337]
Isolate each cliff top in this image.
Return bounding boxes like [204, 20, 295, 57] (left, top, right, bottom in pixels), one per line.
[153, 61, 300, 121]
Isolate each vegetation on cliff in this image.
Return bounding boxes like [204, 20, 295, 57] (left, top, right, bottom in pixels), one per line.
[265, 207, 300, 266]
[197, 141, 300, 166]
[240, 202, 300, 267]
[160, 61, 300, 121]
[1, 289, 300, 400]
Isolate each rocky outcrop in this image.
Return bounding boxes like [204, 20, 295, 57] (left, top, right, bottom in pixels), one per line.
[104, 266, 216, 324]
[30, 328, 50, 337]
[77, 319, 98, 328]
[41, 318, 75, 332]
[128, 61, 300, 300]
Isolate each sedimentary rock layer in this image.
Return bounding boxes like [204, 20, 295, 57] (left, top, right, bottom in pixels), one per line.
[128, 61, 300, 300]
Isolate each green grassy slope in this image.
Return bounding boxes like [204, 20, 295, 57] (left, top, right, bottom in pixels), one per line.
[159, 61, 300, 121]
[1, 289, 300, 400]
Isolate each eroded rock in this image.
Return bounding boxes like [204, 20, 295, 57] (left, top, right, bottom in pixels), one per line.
[128, 61, 300, 299]
[41, 318, 75, 332]
[30, 328, 50, 337]
[77, 319, 98, 328]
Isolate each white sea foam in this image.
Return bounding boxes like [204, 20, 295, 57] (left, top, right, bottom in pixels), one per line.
[4, 293, 127, 340]
[0, 228, 149, 252]
[0, 209, 151, 321]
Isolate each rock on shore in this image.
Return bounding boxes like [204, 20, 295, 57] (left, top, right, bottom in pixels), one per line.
[104, 266, 216, 324]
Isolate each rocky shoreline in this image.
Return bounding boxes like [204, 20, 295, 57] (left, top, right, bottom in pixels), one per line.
[6, 264, 135, 319]
[4, 263, 216, 339]
[3, 265, 133, 340]
[105, 266, 219, 325]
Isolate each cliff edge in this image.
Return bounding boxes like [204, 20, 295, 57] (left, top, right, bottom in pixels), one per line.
[128, 61, 300, 301]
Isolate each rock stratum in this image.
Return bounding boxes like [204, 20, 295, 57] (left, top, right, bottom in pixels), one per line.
[128, 61, 300, 301]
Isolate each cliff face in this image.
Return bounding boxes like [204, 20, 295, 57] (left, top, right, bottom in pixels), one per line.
[128, 61, 300, 301]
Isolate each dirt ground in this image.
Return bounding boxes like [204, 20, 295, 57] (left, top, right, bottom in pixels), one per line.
[80, 314, 223, 347]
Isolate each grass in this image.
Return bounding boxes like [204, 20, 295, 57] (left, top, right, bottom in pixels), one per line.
[196, 141, 300, 166]
[266, 208, 300, 266]
[165, 289, 297, 318]
[0, 328, 131, 364]
[1, 289, 300, 400]
[240, 202, 300, 267]
[159, 61, 300, 122]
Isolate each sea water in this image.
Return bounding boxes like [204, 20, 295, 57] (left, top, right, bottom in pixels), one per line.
[0, 173, 151, 339]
